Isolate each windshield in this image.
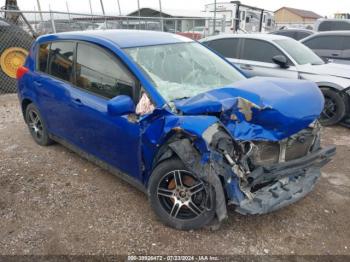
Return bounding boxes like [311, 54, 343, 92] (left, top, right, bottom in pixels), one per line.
[274, 39, 324, 65]
[124, 42, 245, 102]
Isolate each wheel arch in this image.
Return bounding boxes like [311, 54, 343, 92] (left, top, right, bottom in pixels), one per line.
[317, 84, 350, 108]
[21, 98, 33, 120]
[316, 81, 345, 92]
[150, 130, 202, 180]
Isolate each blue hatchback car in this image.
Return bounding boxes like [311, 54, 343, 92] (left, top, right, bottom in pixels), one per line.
[17, 30, 335, 230]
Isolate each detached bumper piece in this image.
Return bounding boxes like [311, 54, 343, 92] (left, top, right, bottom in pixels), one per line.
[236, 146, 336, 215]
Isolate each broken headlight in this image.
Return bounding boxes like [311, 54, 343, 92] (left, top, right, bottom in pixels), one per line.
[202, 123, 220, 146]
[248, 123, 321, 168]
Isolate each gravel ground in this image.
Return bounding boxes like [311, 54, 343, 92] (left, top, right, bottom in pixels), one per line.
[0, 94, 349, 256]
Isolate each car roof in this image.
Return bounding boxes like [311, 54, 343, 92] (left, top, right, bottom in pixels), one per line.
[301, 30, 350, 42]
[201, 33, 290, 42]
[317, 18, 350, 22]
[272, 28, 314, 33]
[36, 29, 192, 48]
[307, 30, 350, 36]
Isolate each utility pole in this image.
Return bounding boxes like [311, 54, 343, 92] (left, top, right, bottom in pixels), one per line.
[36, 0, 43, 22]
[213, 0, 217, 34]
[100, 0, 106, 16]
[137, 0, 141, 28]
[159, 0, 163, 31]
[116, 0, 122, 15]
[89, 0, 93, 15]
[66, 1, 71, 21]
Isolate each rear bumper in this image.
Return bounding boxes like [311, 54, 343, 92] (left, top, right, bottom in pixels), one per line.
[235, 146, 336, 215]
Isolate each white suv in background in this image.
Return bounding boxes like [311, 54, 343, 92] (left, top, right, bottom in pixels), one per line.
[201, 34, 350, 126]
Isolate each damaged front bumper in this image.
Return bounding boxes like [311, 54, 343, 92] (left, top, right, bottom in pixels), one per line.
[235, 146, 336, 215]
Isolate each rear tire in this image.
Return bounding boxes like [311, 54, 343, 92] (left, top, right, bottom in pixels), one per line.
[25, 103, 53, 146]
[319, 88, 346, 126]
[148, 158, 216, 230]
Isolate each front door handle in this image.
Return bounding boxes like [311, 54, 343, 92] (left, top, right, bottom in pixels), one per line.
[332, 54, 339, 57]
[240, 64, 253, 70]
[34, 80, 42, 86]
[72, 98, 83, 106]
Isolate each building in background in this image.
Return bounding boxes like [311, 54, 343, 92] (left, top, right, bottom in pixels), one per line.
[275, 7, 322, 29]
[127, 8, 206, 33]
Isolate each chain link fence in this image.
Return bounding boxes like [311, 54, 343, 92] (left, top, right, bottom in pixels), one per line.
[0, 9, 223, 94]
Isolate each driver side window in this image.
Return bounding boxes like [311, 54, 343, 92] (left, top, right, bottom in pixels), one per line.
[241, 39, 285, 64]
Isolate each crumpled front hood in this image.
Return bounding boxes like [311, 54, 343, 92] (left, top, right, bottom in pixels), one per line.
[174, 77, 324, 141]
[298, 62, 350, 79]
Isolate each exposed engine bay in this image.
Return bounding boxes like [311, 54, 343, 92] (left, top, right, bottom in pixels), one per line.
[167, 120, 335, 221]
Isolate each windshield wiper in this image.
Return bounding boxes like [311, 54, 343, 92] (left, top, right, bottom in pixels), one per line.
[172, 96, 190, 102]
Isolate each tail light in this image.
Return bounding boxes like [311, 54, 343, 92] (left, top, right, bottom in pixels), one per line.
[16, 66, 29, 80]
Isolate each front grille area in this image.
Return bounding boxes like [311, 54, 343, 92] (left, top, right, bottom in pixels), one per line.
[285, 132, 315, 161]
[250, 142, 280, 167]
[249, 128, 317, 168]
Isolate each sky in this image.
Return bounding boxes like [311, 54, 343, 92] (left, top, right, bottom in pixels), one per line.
[14, 0, 350, 17]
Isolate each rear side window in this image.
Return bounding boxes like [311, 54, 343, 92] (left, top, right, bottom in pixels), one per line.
[37, 43, 50, 72]
[205, 38, 240, 59]
[48, 42, 75, 82]
[75, 43, 135, 99]
[241, 39, 284, 63]
[318, 21, 350, 31]
[304, 36, 343, 50]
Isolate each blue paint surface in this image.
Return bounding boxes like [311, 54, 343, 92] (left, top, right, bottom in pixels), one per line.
[18, 30, 324, 203]
[174, 77, 324, 141]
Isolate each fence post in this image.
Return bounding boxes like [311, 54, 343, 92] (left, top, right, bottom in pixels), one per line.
[221, 17, 225, 33]
[50, 11, 56, 33]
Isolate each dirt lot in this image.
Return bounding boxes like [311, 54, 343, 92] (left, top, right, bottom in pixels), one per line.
[0, 94, 349, 256]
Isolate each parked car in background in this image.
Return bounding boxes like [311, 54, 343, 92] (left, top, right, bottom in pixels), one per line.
[177, 26, 208, 40]
[16, 30, 335, 230]
[315, 18, 350, 32]
[301, 31, 350, 65]
[271, 28, 314, 40]
[36, 20, 99, 35]
[201, 34, 350, 126]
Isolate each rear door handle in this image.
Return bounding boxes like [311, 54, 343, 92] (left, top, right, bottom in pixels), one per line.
[332, 54, 339, 57]
[240, 64, 253, 70]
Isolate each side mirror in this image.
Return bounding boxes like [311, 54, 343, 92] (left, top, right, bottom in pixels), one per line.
[107, 95, 135, 116]
[272, 55, 289, 68]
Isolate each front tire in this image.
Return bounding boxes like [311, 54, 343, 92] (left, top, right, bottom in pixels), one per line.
[148, 158, 216, 230]
[320, 88, 346, 126]
[25, 103, 53, 146]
